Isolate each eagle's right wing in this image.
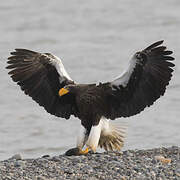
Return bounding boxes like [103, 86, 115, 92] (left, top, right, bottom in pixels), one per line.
[7, 49, 78, 119]
[98, 41, 175, 119]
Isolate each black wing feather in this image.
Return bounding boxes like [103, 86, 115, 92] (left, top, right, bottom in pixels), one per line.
[7, 49, 77, 119]
[99, 41, 175, 119]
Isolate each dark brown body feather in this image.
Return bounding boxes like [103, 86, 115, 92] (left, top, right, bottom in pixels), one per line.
[74, 84, 109, 130]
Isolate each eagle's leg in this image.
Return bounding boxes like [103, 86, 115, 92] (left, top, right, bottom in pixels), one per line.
[76, 125, 89, 155]
[78, 147, 89, 155]
[86, 123, 102, 153]
[66, 122, 102, 155]
[65, 125, 89, 156]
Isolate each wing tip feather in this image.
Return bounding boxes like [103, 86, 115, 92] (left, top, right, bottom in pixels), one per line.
[145, 40, 164, 51]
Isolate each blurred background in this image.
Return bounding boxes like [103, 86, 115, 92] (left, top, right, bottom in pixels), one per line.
[0, 0, 180, 160]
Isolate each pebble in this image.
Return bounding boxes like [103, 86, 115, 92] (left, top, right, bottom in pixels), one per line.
[10, 154, 22, 160]
[41, 155, 50, 158]
[0, 146, 179, 179]
[154, 155, 172, 164]
[14, 160, 26, 168]
[32, 176, 48, 180]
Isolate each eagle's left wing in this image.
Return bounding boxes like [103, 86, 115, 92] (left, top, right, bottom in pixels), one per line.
[7, 49, 78, 119]
[98, 40, 175, 119]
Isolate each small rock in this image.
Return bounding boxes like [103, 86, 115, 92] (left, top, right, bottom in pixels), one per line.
[154, 155, 165, 160]
[11, 154, 22, 160]
[3, 176, 12, 180]
[88, 177, 99, 180]
[0, 162, 5, 169]
[32, 176, 48, 180]
[42, 155, 50, 158]
[14, 160, 26, 168]
[51, 156, 61, 162]
[154, 155, 171, 164]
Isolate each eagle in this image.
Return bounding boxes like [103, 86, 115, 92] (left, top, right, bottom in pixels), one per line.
[6, 40, 174, 156]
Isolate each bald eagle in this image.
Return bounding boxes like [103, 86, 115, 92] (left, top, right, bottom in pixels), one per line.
[6, 40, 174, 155]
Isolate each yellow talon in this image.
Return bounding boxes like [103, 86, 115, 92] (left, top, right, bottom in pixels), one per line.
[79, 147, 89, 155]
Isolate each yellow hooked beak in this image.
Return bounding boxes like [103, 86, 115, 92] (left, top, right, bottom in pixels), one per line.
[59, 88, 69, 96]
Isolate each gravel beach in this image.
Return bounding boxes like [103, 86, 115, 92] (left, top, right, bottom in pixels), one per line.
[0, 146, 179, 180]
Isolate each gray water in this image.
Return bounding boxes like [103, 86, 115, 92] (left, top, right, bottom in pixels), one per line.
[0, 0, 180, 160]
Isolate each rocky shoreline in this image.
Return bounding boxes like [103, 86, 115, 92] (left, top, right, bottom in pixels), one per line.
[0, 146, 179, 180]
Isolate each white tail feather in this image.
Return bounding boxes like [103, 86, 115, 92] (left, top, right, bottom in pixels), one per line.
[98, 118, 127, 151]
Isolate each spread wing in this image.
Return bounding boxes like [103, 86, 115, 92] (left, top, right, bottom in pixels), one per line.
[98, 40, 175, 119]
[6, 49, 78, 119]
